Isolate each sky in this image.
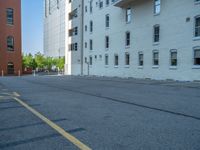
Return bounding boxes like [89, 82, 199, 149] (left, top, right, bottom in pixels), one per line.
[22, 0, 43, 55]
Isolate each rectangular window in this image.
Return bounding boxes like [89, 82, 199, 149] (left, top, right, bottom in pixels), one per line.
[69, 9, 78, 20]
[194, 48, 200, 65]
[126, 32, 130, 46]
[89, 56, 93, 65]
[125, 53, 130, 65]
[195, 16, 200, 37]
[6, 8, 14, 25]
[105, 36, 109, 49]
[126, 8, 131, 23]
[154, 25, 160, 43]
[105, 14, 110, 28]
[90, 0, 93, 13]
[153, 51, 159, 66]
[89, 39, 93, 50]
[106, 0, 109, 6]
[105, 54, 109, 65]
[99, 1, 103, 9]
[90, 21, 93, 33]
[154, 0, 161, 14]
[138, 52, 143, 66]
[114, 55, 119, 66]
[170, 50, 177, 66]
[74, 43, 78, 51]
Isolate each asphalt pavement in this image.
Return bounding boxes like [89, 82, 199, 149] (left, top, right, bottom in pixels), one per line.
[0, 75, 200, 150]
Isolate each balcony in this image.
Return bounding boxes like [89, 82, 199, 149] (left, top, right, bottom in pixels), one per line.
[114, 0, 135, 8]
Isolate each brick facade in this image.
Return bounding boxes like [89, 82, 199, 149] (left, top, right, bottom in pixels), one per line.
[0, 0, 22, 76]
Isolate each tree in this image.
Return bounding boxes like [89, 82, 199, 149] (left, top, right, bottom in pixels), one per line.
[55, 57, 65, 70]
[22, 53, 37, 69]
[34, 52, 45, 69]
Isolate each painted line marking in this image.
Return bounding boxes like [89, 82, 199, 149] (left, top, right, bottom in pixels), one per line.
[12, 96, 92, 150]
[13, 92, 20, 97]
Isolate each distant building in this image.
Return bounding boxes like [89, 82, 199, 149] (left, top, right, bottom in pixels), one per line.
[44, 0, 200, 81]
[43, 0, 66, 58]
[44, 0, 83, 75]
[0, 0, 22, 76]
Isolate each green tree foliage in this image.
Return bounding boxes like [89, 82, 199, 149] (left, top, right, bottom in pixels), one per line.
[34, 52, 45, 69]
[22, 53, 37, 69]
[22, 52, 65, 71]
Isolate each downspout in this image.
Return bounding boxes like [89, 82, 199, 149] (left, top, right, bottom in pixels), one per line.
[80, 0, 84, 75]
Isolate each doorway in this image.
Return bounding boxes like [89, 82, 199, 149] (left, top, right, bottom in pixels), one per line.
[7, 62, 14, 75]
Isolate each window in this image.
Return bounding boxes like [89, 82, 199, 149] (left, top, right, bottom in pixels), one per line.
[194, 47, 200, 65]
[85, 42, 87, 48]
[89, 0, 93, 13]
[99, 1, 103, 9]
[170, 50, 177, 66]
[105, 54, 109, 65]
[7, 36, 14, 51]
[195, 16, 200, 37]
[105, 14, 110, 28]
[126, 8, 131, 23]
[153, 51, 159, 66]
[74, 27, 78, 35]
[195, 0, 200, 4]
[6, 8, 14, 25]
[69, 9, 78, 20]
[85, 6, 87, 12]
[74, 43, 78, 51]
[57, 0, 60, 9]
[126, 32, 130, 47]
[154, 0, 161, 14]
[89, 39, 93, 50]
[154, 25, 160, 43]
[125, 53, 130, 66]
[89, 56, 93, 65]
[7, 62, 14, 74]
[105, 36, 109, 49]
[106, 0, 109, 6]
[69, 43, 78, 51]
[114, 55, 119, 66]
[90, 21, 93, 33]
[85, 25, 87, 31]
[138, 52, 143, 66]
[69, 27, 78, 36]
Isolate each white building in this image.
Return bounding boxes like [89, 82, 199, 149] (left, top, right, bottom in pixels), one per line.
[44, 0, 200, 81]
[44, 0, 83, 74]
[44, 0, 66, 57]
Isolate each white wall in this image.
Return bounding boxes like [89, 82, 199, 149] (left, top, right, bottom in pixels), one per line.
[82, 0, 200, 81]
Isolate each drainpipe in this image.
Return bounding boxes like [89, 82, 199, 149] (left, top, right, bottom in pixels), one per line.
[80, 0, 84, 75]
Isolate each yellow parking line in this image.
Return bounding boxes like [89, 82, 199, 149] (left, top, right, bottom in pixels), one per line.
[12, 96, 92, 150]
[13, 92, 20, 97]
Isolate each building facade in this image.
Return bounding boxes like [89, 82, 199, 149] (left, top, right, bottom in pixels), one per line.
[44, 0, 83, 74]
[0, 0, 22, 76]
[44, 0, 200, 81]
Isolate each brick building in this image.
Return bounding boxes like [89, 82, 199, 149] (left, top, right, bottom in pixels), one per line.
[0, 0, 22, 76]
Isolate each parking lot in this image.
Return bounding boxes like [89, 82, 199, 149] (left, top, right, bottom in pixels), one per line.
[0, 75, 200, 150]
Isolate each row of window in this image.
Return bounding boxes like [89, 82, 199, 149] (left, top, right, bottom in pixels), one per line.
[85, 16, 200, 51]
[87, 47, 200, 67]
[86, 15, 200, 41]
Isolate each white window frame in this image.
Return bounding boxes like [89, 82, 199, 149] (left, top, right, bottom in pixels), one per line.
[152, 50, 159, 68]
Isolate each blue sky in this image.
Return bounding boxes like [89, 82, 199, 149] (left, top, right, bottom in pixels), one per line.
[22, 0, 43, 55]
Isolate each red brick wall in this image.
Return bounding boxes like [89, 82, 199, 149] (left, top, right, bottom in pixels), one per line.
[0, 0, 22, 76]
